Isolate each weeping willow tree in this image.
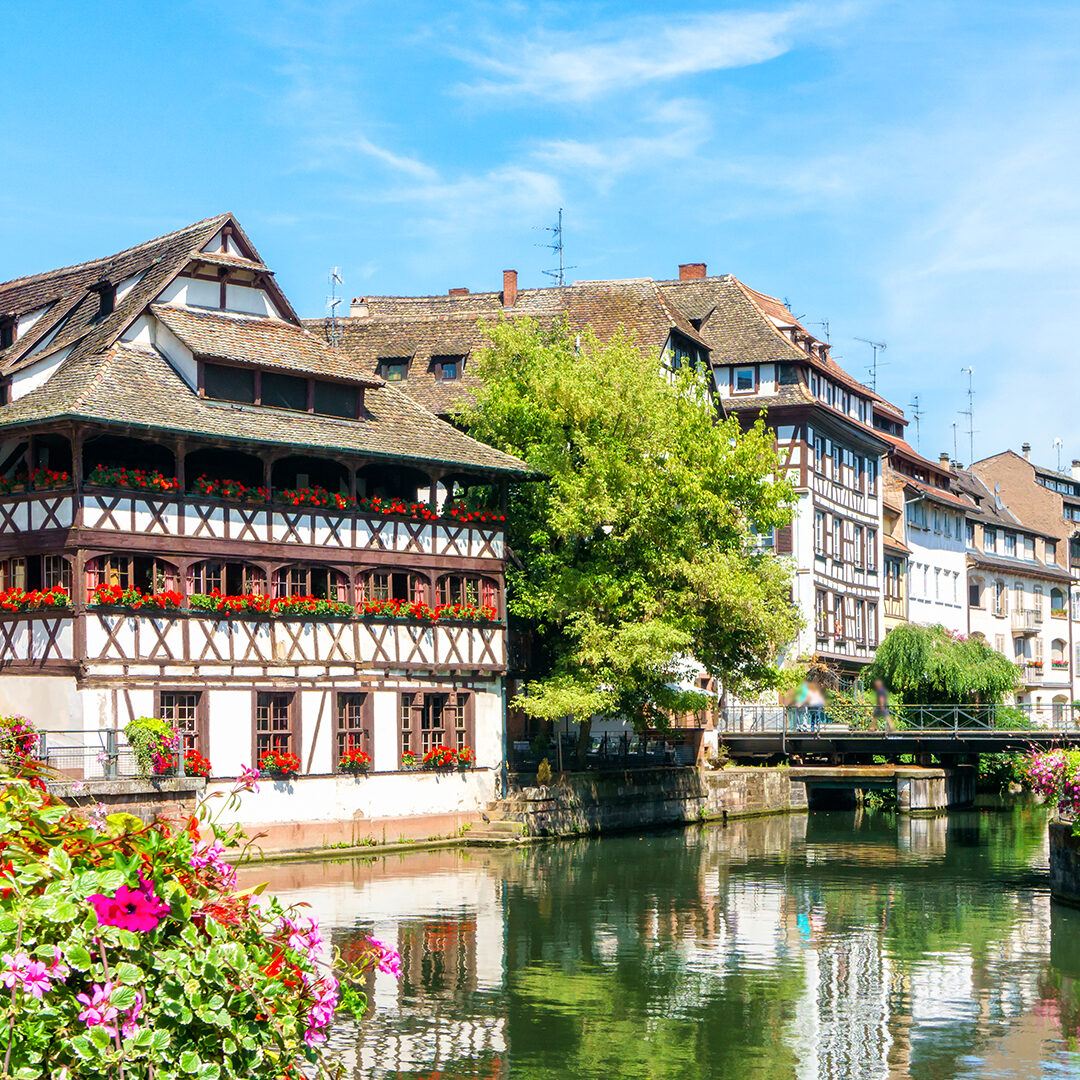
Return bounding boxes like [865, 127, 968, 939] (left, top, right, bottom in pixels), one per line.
[865, 623, 1020, 705]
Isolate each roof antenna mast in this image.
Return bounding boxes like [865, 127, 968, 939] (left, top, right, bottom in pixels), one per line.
[908, 393, 923, 453]
[1054, 437, 1064, 472]
[327, 267, 343, 348]
[855, 337, 887, 392]
[535, 208, 576, 287]
[960, 366, 976, 465]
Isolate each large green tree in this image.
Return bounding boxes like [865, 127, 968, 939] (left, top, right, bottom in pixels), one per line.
[457, 318, 801, 757]
[865, 622, 1020, 705]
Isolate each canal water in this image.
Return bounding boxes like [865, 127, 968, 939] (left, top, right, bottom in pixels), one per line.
[240, 807, 1080, 1079]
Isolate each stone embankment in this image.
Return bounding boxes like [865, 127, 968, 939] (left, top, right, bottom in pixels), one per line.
[467, 766, 808, 843]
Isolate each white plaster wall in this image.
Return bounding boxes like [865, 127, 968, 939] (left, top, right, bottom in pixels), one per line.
[208, 770, 496, 826]
[300, 690, 333, 775]
[115, 272, 145, 304]
[16, 306, 49, 338]
[120, 316, 153, 346]
[473, 688, 502, 767]
[226, 283, 280, 318]
[906, 526, 967, 634]
[371, 691, 399, 773]
[0, 677, 81, 731]
[149, 317, 197, 390]
[206, 690, 257, 775]
[156, 276, 219, 309]
[10, 347, 70, 400]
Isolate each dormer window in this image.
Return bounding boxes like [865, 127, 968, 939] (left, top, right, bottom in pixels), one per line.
[91, 280, 116, 318]
[0, 315, 15, 350]
[432, 354, 464, 380]
[199, 360, 363, 419]
[378, 357, 409, 382]
[733, 366, 757, 394]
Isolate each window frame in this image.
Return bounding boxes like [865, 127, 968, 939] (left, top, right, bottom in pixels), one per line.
[198, 359, 364, 420]
[731, 366, 757, 395]
[334, 692, 372, 769]
[252, 691, 300, 766]
[398, 689, 474, 767]
[155, 689, 207, 761]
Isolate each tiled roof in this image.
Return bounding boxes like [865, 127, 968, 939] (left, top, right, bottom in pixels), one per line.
[900, 475, 970, 511]
[951, 469, 1021, 526]
[152, 306, 379, 386]
[968, 550, 1072, 583]
[0, 343, 531, 477]
[0, 215, 232, 374]
[883, 534, 911, 555]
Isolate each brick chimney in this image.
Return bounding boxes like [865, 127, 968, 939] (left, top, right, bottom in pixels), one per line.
[939, 452, 951, 468]
[1022, 442, 1031, 461]
[349, 297, 369, 317]
[679, 263, 707, 280]
[449, 287, 469, 296]
[1071, 459, 1080, 481]
[502, 270, 518, 308]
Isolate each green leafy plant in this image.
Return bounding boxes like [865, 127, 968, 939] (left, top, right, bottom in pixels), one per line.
[536, 757, 552, 786]
[124, 717, 179, 779]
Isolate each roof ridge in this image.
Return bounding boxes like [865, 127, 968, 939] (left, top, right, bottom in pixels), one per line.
[0, 213, 231, 291]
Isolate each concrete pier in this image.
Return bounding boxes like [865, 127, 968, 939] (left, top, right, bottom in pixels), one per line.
[789, 765, 976, 815]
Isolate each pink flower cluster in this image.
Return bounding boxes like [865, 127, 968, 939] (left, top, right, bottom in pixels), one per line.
[368, 937, 403, 979]
[1027, 749, 1080, 815]
[88, 873, 170, 933]
[76, 982, 144, 1039]
[190, 841, 237, 889]
[0, 947, 68, 998]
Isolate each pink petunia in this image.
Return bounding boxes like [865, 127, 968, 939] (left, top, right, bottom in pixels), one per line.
[88, 882, 170, 933]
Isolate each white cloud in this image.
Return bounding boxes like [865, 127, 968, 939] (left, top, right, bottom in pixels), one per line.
[455, 4, 856, 102]
[304, 134, 438, 181]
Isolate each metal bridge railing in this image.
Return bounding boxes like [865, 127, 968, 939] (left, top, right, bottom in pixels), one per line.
[34, 729, 185, 780]
[715, 702, 1080, 734]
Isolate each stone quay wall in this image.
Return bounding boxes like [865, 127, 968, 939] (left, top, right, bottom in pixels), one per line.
[48, 778, 207, 824]
[1050, 819, 1080, 907]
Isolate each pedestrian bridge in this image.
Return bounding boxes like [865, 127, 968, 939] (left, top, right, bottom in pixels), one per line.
[716, 703, 1080, 762]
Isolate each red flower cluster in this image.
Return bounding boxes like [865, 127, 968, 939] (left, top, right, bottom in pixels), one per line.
[338, 746, 372, 775]
[456, 746, 475, 767]
[192, 475, 270, 502]
[88, 465, 180, 492]
[356, 496, 437, 520]
[0, 586, 70, 612]
[183, 749, 212, 777]
[358, 598, 497, 623]
[89, 584, 183, 610]
[422, 744, 474, 770]
[279, 486, 356, 510]
[189, 591, 353, 617]
[446, 503, 506, 524]
[29, 467, 71, 490]
[258, 750, 301, 778]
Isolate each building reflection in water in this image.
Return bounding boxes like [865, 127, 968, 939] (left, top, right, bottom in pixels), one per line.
[238, 808, 1080, 1080]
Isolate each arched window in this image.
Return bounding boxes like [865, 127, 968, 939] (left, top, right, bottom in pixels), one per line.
[189, 561, 265, 596]
[273, 564, 349, 601]
[436, 574, 499, 611]
[1053, 638, 1068, 664]
[361, 571, 428, 606]
[86, 555, 178, 593]
[1051, 587, 1067, 617]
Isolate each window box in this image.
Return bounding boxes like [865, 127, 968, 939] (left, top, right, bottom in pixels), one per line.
[338, 747, 372, 774]
[0, 586, 70, 612]
[87, 465, 180, 493]
[1053, 660, 1070, 669]
[257, 750, 300, 779]
[1052, 608, 1068, 619]
[89, 585, 182, 611]
[189, 592, 353, 618]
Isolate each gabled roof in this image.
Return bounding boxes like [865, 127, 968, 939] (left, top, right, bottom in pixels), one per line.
[0, 342, 531, 477]
[0, 215, 232, 374]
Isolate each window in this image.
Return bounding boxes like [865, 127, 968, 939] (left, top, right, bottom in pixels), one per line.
[814, 510, 826, 556]
[853, 524, 864, 569]
[432, 355, 464, 381]
[733, 367, 756, 393]
[1052, 588, 1067, 617]
[855, 600, 865, 644]
[866, 458, 877, 495]
[966, 521, 976, 547]
[995, 634, 1006, 656]
[832, 518, 844, 562]
[934, 568, 941, 601]
[204, 363, 256, 404]
[1005, 532, 1016, 557]
[1047, 540, 1058, 565]
[814, 437, 825, 472]
[261, 371, 308, 411]
[313, 380, 360, 419]
[885, 559, 903, 600]
[969, 577, 984, 608]
[1015, 583, 1026, 617]
[866, 528, 877, 571]
[190, 561, 264, 596]
[867, 603, 878, 646]
[993, 580, 1007, 616]
[365, 571, 428, 605]
[816, 590, 829, 637]
[336, 693, 370, 764]
[984, 528, 997, 554]
[274, 565, 349, 601]
[1034, 585, 1044, 619]
[436, 574, 499, 611]
[86, 555, 180, 594]
[159, 692, 203, 757]
[43, 555, 71, 591]
[378, 358, 409, 382]
[841, 522, 855, 564]
[832, 444, 843, 483]
[254, 692, 296, 761]
[399, 691, 472, 762]
[777, 363, 799, 386]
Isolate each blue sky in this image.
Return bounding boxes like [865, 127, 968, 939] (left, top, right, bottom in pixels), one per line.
[3, 1, 1079, 467]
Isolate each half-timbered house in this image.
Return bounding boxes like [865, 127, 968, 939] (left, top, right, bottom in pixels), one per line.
[0, 214, 530, 843]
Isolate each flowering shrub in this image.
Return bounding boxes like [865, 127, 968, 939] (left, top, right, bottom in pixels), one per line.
[0, 766, 398, 1077]
[0, 585, 70, 612]
[87, 464, 181, 492]
[0, 716, 36, 766]
[338, 746, 372, 775]
[278, 486, 356, 510]
[1028, 748, 1080, 817]
[90, 584, 183, 611]
[258, 750, 301, 779]
[125, 717, 180, 779]
[358, 598, 498, 623]
[29, 467, 71, 489]
[192, 475, 271, 502]
[189, 591, 353, 618]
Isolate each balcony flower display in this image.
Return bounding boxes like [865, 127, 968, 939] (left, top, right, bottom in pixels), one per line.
[0, 473, 27, 494]
[29, 467, 71, 489]
[356, 495, 436, 520]
[445, 502, 506, 524]
[125, 716, 180, 778]
[192, 475, 270, 502]
[422, 744, 472, 770]
[0, 585, 71, 612]
[89, 584, 183, 610]
[87, 464, 181, 492]
[358, 598, 498, 623]
[259, 749, 301, 779]
[278, 486, 356, 510]
[339, 746, 372, 775]
[189, 590, 354, 617]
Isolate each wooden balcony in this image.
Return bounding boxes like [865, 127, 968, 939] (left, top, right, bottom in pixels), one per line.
[1011, 610, 1041, 635]
[0, 488, 504, 561]
[0, 611, 505, 674]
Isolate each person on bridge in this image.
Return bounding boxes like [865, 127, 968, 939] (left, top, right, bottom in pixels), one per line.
[807, 684, 825, 733]
[873, 680, 894, 732]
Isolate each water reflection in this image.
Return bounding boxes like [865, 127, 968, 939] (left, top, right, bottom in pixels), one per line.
[238, 808, 1080, 1079]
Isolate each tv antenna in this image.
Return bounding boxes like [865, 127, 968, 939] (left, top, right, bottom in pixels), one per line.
[326, 267, 344, 348]
[535, 208, 576, 287]
[960, 366, 976, 465]
[809, 320, 831, 344]
[908, 394, 923, 452]
[855, 337, 887, 391]
[952, 420, 959, 464]
[1054, 437, 1064, 472]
